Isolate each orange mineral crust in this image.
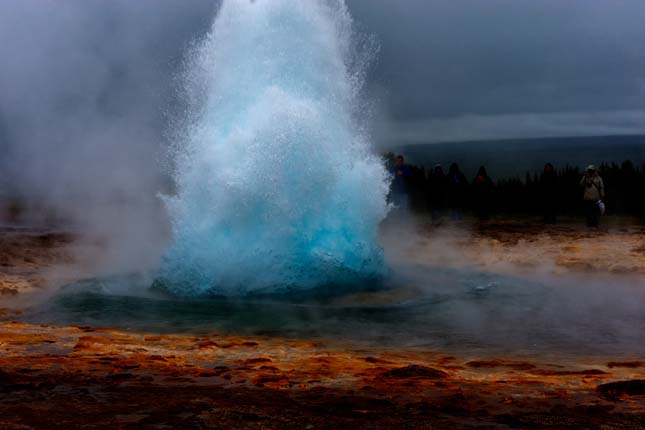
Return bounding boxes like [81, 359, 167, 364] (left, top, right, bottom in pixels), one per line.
[1, 321, 644, 429]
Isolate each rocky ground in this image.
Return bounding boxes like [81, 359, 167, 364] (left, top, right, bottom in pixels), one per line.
[0, 226, 75, 297]
[1, 321, 645, 429]
[1, 218, 644, 429]
[385, 217, 645, 276]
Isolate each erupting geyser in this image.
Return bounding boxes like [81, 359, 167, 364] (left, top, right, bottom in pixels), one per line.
[157, 0, 390, 296]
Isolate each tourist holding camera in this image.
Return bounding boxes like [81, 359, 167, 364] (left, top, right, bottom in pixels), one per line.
[580, 164, 605, 228]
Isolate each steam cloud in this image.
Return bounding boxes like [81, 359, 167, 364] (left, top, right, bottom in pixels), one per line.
[1, 0, 644, 272]
[0, 0, 217, 272]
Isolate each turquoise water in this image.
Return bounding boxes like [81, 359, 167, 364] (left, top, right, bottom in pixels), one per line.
[24, 1, 645, 360]
[158, 0, 389, 296]
[27, 266, 645, 359]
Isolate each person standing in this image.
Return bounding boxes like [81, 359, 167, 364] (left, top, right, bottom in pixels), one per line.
[540, 163, 558, 224]
[427, 164, 447, 223]
[472, 166, 494, 220]
[390, 155, 412, 210]
[580, 164, 604, 228]
[446, 163, 467, 221]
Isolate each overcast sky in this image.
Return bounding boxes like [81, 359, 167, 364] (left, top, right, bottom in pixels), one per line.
[346, 0, 645, 143]
[1, 0, 643, 268]
[1, 0, 644, 198]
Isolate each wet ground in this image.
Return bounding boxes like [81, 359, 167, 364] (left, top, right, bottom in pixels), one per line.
[1, 321, 645, 429]
[1, 218, 644, 429]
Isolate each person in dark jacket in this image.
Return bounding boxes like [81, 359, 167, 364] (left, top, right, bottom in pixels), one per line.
[389, 155, 412, 210]
[446, 163, 467, 220]
[427, 164, 447, 223]
[540, 163, 558, 224]
[472, 166, 494, 220]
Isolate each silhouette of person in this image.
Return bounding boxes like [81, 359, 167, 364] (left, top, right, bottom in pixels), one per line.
[390, 155, 412, 210]
[540, 163, 558, 224]
[472, 166, 494, 220]
[427, 164, 447, 223]
[446, 163, 467, 221]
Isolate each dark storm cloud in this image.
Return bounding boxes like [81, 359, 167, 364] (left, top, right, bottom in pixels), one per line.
[346, 0, 645, 142]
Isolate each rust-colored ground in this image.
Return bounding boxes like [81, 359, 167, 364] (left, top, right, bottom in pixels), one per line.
[1, 321, 645, 429]
[387, 217, 645, 276]
[0, 227, 74, 296]
[1, 219, 644, 429]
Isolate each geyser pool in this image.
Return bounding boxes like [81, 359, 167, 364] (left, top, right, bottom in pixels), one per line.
[28, 266, 645, 359]
[157, 0, 389, 296]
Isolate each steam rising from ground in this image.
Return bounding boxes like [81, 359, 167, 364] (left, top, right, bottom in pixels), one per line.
[157, 0, 390, 296]
[376, 218, 645, 356]
[0, 0, 216, 275]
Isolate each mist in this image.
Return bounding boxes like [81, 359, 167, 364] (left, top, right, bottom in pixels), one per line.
[2, 3, 645, 427]
[0, 0, 217, 273]
[2, 0, 644, 274]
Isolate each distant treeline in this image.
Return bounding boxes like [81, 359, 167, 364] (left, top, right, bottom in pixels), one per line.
[385, 152, 645, 217]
